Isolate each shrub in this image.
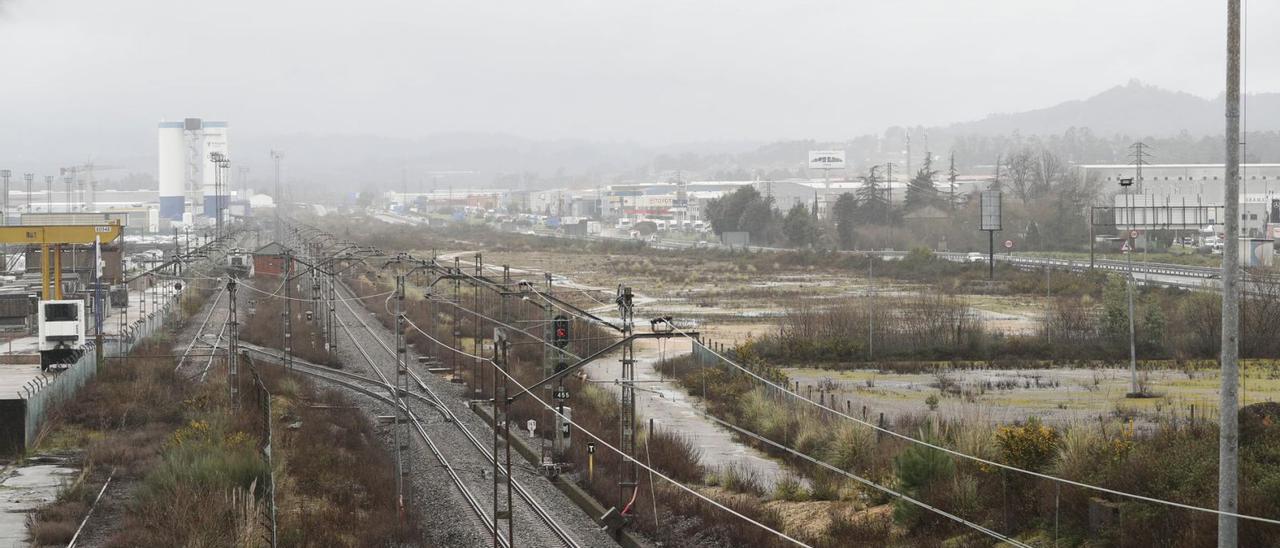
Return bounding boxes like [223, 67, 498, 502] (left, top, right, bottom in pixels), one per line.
[892, 433, 956, 527]
[808, 469, 843, 501]
[995, 416, 1060, 471]
[773, 474, 809, 502]
[715, 463, 766, 497]
[645, 430, 704, 484]
[925, 393, 940, 411]
[824, 424, 874, 472]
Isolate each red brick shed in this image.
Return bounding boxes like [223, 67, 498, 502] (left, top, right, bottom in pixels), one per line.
[252, 242, 293, 277]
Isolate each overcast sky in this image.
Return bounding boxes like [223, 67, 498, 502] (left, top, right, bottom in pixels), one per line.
[0, 1, 1275, 153]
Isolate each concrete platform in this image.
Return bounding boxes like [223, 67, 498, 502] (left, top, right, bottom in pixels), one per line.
[0, 464, 80, 548]
[0, 363, 44, 400]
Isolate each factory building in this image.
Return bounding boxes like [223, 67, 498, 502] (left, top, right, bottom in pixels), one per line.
[157, 118, 230, 221]
[1081, 164, 1280, 238]
[1080, 163, 1280, 204]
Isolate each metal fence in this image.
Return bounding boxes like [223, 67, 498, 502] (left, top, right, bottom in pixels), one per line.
[241, 355, 278, 547]
[19, 287, 182, 448]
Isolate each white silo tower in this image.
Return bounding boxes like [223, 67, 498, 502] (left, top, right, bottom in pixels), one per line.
[158, 121, 186, 220]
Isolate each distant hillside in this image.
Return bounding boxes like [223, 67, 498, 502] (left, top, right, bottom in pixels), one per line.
[945, 80, 1280, 137]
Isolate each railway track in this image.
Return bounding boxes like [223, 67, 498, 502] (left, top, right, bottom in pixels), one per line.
[241, 342, 506, 546]
[173, 284, 228, 374]
[328, 279, 587, 548]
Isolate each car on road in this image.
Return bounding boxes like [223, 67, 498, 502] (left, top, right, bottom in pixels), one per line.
[966, 252, 986, 263]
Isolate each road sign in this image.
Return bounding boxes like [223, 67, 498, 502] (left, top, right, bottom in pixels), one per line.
[1121, 241, 1132, 253]
[1129, 229, 1140, 239]
[554, 387, 569, 400]
[1003, 239, 1014, 249]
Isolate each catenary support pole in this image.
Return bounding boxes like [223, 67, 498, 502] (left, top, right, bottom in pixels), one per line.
[1219, 0, 1242, 545]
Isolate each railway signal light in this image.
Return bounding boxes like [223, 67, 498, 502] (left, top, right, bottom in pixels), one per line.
[553, 315, 570, 348]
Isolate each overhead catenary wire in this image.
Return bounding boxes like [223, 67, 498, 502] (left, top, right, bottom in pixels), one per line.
[156, 270, 395, 303]
[402, 298, 1027, 547]
[699, 408, 1032, 547]
[512, 284, 1280, 527]
[396, 313, 811, 547]
[660, 322, 1280, 527]
[346, 245, 1275, 536]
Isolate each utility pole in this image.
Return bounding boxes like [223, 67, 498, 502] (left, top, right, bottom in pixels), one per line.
[617, 286, 637, 520]
[328, 269, 337, 353]
[1120, 178, 1139, 397]
[271, 150, 284, 242]
[210, 152, 228, 241]
[0, 170, 10, 226]
[884, 162, 896, 236]
[1126, 179, 1136, 396]
[867, 255, 874, 361]
[453, 257, 462, 380]
[474, 254, 483, 398]
[44, 176, 52, 213]
[1220, 1, 1242, 545]
[394, 274, 411, 520]
[542, 272, 556, 466]
[283, 250, 293, 371]
[228, 277, 239, 409]
[64, 175, 73, 213]
[493, 328, 514, 548]
[22, 173, 32, 215]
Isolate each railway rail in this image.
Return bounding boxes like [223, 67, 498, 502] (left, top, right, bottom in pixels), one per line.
[328, 278, 585, 548]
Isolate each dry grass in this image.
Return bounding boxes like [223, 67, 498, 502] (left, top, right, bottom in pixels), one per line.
[263, 364, 420, 546]
[242, 276, 339, 367]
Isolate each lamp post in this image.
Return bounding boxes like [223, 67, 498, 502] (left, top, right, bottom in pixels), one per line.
[209, 152, 230, 241]
[44, 176, 52, 212]
[1119, 177, 1139, 396]
[23, 173, 33, 214]
[64, 175, 74, 213]
[0, 170, 10, 226]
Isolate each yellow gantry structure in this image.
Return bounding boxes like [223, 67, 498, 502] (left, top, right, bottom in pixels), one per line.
[0, 222, 124, 300]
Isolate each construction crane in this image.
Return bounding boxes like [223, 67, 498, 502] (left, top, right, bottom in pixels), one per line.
[0, 222, 124, 367]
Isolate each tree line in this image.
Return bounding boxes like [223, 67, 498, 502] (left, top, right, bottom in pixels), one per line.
[702, 146, 1100, 251]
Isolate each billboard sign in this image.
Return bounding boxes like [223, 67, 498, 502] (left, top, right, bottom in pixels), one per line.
[807, 150, 846, 170]
[979, 190, 1002, 231]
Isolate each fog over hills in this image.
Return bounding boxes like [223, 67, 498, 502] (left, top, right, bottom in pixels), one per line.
[239, 81, 1280, 191]
[944, 80, 1280, 137]
[4, 81, 1276, 193]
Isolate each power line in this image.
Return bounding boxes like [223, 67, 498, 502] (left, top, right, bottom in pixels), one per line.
[700, 410, 1031, 548]
[418, 276, 1280, 525]
[664, 323, 1280, 527]
[402, 290, 1027, 545]
[397, 314, 811, 547]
